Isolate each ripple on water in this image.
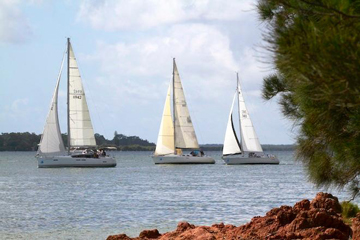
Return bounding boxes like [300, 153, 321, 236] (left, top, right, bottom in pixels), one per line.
[0, 151, 356, 239]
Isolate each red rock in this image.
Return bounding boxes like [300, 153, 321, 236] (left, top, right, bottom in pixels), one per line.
[293, 199, 310, 212]
[107, 192, 352, 240]
[276, 206, 296, 225]
[106, 233, 132, 240]
[286, 216, 310, 231]
[310, 192, 342, 213]
[139, 229, 161, 239]
[176, 222, 195, 232]
[353, 213, 360, 240]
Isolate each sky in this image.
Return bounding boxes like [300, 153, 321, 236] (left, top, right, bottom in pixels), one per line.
[0, 0, 295, 144]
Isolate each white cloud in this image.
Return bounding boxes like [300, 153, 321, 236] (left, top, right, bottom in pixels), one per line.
[0, 97, 48, 134]
[0, 0, 33, 44]
[86, 24, 238, 103]
[1, 98, 30, 123]
[78, 0, 254, 31]
[10, 98, 29, 112]
[78, 22, 292, 143]
[0, 1, 294, 144]
[28, 0, 43, 4]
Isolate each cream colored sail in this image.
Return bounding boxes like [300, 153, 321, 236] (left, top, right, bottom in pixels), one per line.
[237, 75, 263, 153]
[68, 42, 96, 147]
[173, 59, 199, 149]
[154, 85, 175, 156]
[223, 92, 241, 156]
[38, 52, 66, 156]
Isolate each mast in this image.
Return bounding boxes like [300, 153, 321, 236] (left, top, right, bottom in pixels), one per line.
[67, 38, 70, 154]
[236, 72, 243, 153]
[172, 58, 176, 154]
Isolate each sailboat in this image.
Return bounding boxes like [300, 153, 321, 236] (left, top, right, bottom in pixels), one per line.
[222, 73, 279, 165]
[152, 59, 215, 164]
[36, 38, 116, 168]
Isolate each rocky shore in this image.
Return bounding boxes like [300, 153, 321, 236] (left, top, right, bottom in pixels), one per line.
[107, 192, 359, 240]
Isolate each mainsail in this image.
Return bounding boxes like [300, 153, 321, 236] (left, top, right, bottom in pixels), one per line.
[154, 85, 175, 156]
[38, 52, 66, 156]
[68, 41, 96, 147]
[173, 59, 199, 149]
[222, 92, 241, 156]
[237, 74, 263, 153]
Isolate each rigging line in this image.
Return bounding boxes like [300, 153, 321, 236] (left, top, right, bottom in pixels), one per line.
[83, 76, 108, 140]
[190, 108, 204, 146]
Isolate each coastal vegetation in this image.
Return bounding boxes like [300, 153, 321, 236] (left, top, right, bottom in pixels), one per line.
[341, 200, 360, 224]
[257, 0, 360, 199]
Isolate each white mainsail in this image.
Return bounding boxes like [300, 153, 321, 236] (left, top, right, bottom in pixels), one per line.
[223, 92, 241, 156]
[237, 75, 263, 153]
[173, 59, 199, 149]
[38, 52, 66, 156]
[154, 85, 175, 156]
[68, 42, 96, 147]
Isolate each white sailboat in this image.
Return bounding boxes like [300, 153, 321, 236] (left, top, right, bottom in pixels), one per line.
[222, 73, 279, 165]
[152, 59, 215, 164]
[36, 38, 116, 168]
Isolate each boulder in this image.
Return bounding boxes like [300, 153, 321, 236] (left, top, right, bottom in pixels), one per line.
[139, 229, 161, 239]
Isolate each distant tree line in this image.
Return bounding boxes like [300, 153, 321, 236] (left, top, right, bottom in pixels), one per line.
[0, 132, 40, 151]
[0, 132, 295, 152]
[0, 132, 155, 151]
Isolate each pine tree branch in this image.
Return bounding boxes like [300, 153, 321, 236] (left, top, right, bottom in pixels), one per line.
[298, 0, 360, 19]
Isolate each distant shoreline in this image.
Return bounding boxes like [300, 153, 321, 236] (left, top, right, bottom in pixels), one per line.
[0, 132, 295, 152]
[200, 144, 295, 151]
[0, 145, 295, 152]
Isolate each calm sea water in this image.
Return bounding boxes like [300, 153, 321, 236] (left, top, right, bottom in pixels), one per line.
[0, 151, 354, 239]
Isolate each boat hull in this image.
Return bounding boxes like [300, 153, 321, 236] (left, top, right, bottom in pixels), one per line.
[37, 155, 116, 168]
[152, 155, 215, 164]
[222, 155, 279, 165]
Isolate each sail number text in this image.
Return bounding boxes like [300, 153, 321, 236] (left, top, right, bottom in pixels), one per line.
[73, 89, 83, 99]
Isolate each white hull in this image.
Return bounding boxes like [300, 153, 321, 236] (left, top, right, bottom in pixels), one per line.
[37, 155, 116, 168]
[152, 154, 215, 164]
[222, 154, 279, 165]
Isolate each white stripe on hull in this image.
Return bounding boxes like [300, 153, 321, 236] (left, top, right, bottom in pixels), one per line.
[152, 155, 215, 164]
[37, 156, 116, 168]
[222, 155, 279, 165]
